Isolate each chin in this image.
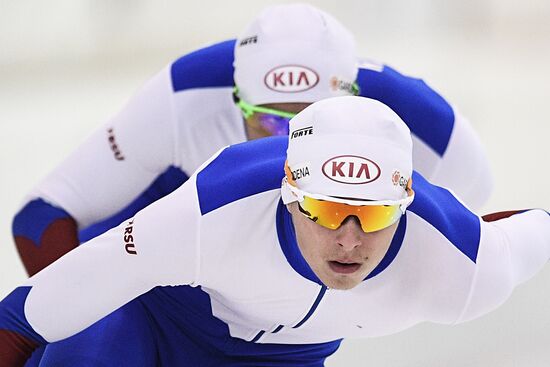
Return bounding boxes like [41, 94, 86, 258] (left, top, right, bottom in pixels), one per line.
[321, 275, 362, 290]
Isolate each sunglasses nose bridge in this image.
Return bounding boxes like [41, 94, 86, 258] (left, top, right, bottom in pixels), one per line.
[335, 215, 365, 249]
[340, 215, 362, 227]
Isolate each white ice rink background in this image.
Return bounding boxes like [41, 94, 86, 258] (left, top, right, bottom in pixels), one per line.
[1, 1, 549, 366]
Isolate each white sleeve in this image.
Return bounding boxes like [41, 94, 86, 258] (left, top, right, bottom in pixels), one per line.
[27, 65, 177, 228]
[427, 109, 493, 210]
[22, 175, 201, 342]
[456, 209, 550, 323]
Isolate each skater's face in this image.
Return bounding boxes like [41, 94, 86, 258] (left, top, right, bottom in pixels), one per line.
[287, 202, 398, 290]
[243, 102, 310, 139]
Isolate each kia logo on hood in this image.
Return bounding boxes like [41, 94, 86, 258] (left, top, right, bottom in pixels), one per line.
[322, 155, 381, 184]
[264, 65, 319, 93]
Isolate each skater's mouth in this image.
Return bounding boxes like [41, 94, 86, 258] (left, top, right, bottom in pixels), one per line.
[328, 261, 362, 274]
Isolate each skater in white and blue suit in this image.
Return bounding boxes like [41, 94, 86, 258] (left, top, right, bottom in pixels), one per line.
[1, 97, 548, 366]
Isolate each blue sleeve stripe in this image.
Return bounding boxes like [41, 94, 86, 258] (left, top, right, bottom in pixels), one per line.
[408, 172, 481, 263]
[79, 166, 189, 242]
[12, 199, 72, 245]
[170, 39, 236, 92]
[196, 136, 288, 215]
[0, 286, 46, 345]
[356, 66, 454, 156]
